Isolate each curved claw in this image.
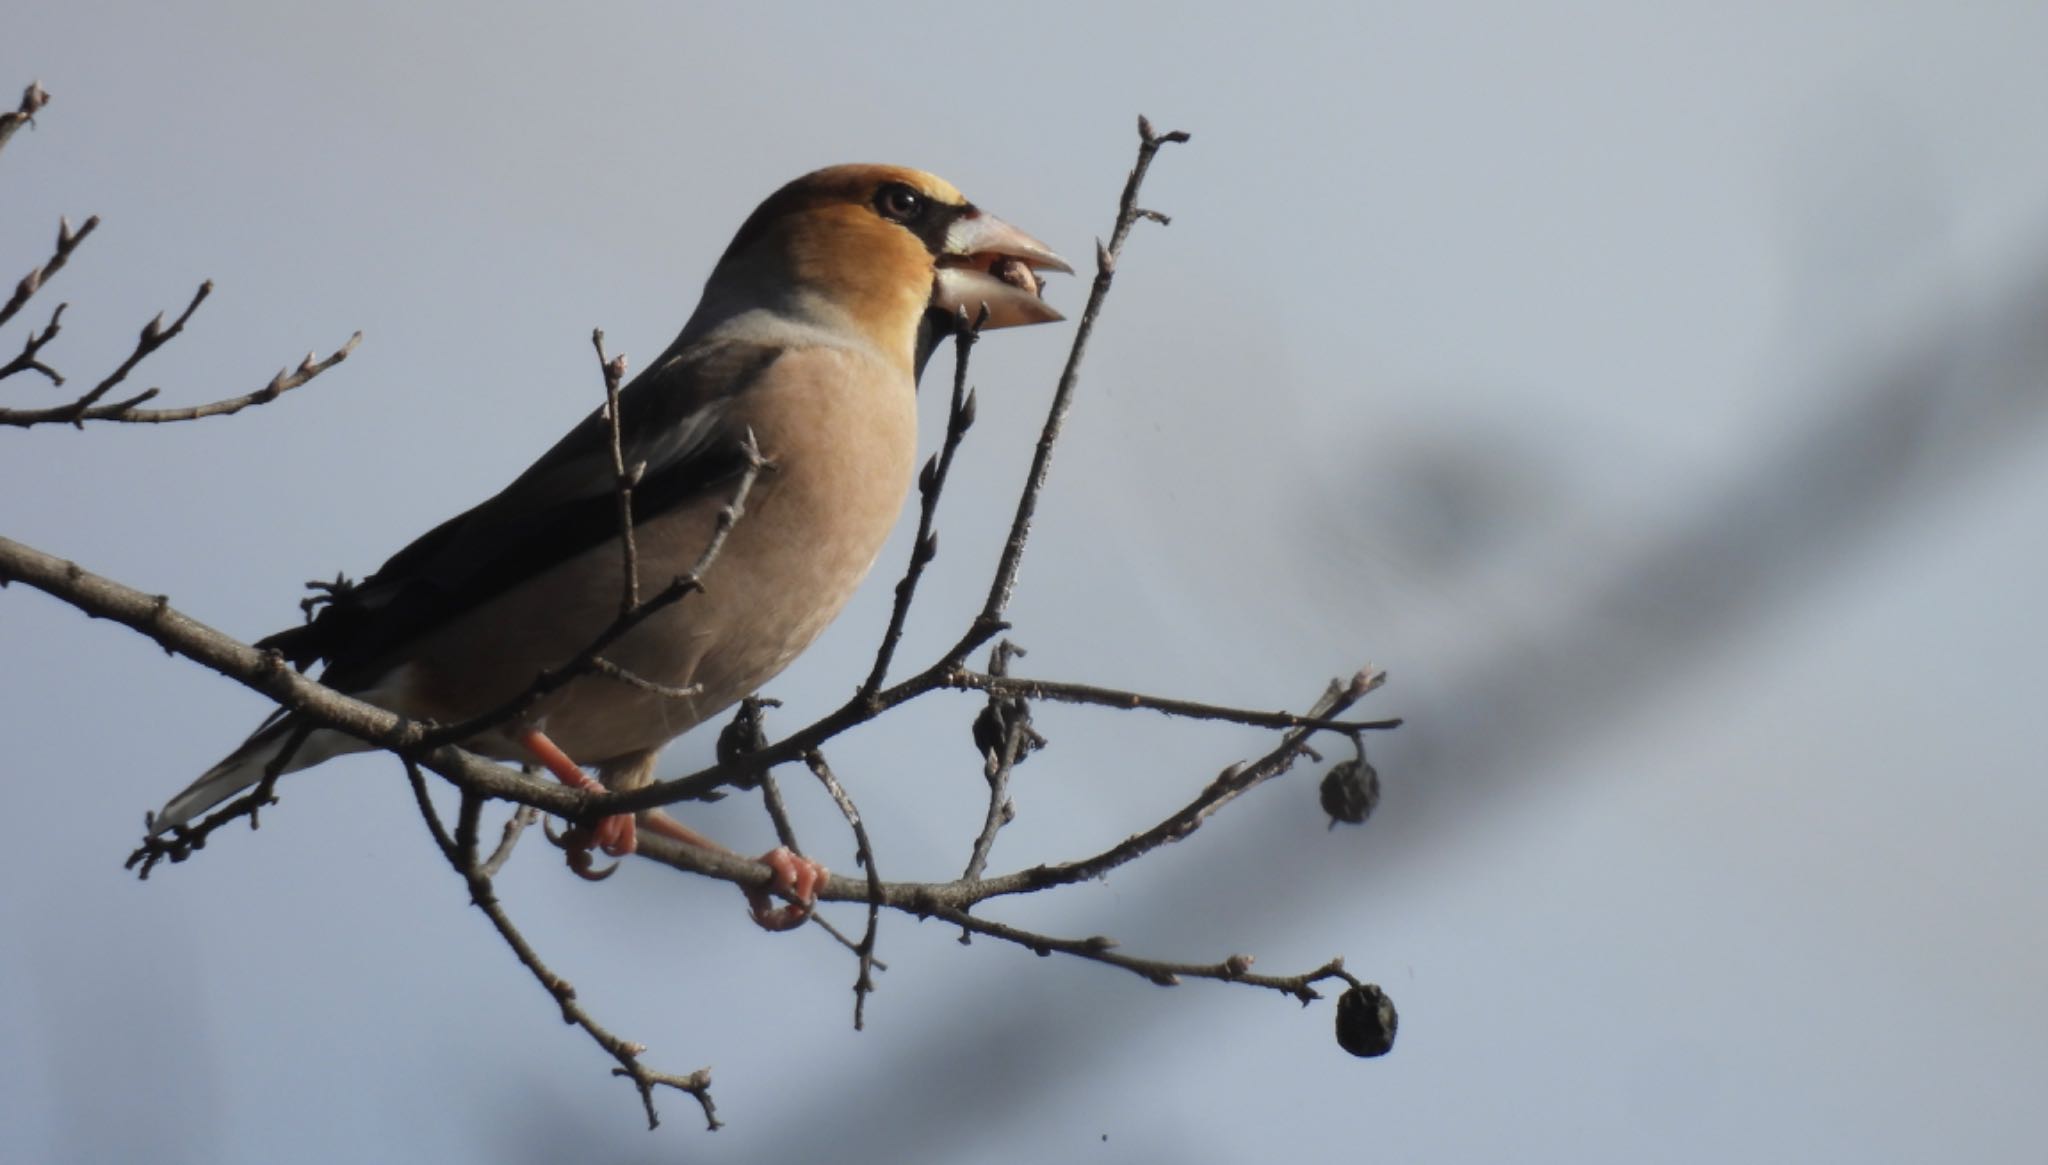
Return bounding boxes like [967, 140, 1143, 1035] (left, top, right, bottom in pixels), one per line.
[745, 846, 827, 932]
[546, 816, 631, 880]
[567, 846, 621, 881]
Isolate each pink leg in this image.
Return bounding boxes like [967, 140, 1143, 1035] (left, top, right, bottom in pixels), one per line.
[519, 727, 636, 877]
[640, 810, 828, 931]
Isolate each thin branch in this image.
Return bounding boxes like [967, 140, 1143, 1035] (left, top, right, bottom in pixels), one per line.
[860, 305, 986, 697]
[964, 116, 1191, 649]
[588, 655, 702, 700]
[66, 280, 212, 418]
[0, 300, 67, 385]
[1, 213, 97, 332]
[973, 671, 1380, 900]
[716, 702, 885, 962]
[0, 326, 360, 428]
[944, 669, 1400, 736]
[803, 750, 883, 1029]
[0, 535, 590, 826]
[445, 788, 720, 1130]
[405, 760, 460, 864]
[756, 772, 801, 852]
[936, 907, 1353, 1004]
[0, 80, 49, 159]
[5, 523, 1378, 1087]
[622, 672, 1378, 915]
[602, 651, 1388, 824]
[128, 721, 311, 876]
[963, 639, 1036, 882]
[481, 803, 540, 877]
[592, 328, 640, 613]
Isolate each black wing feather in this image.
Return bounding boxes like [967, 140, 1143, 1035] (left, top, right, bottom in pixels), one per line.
[259, 340, 782, 686]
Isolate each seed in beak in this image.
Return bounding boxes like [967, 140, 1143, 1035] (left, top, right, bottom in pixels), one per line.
[988, 255, 1045, 296]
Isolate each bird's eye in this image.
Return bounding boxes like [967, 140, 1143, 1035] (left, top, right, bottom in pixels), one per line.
[875, 183, 927, 224]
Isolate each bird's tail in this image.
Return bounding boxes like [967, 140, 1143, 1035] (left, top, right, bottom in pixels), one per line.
[150, 715, 369, 833]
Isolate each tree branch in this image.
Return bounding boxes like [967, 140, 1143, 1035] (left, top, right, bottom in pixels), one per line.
[0, 317, 361, 428]
[967, 116, 1192, 644]
[432, 779, 720, 1130]
[0, 80, 49, 159]
[1, 213, 96, 333]
[0, 534, 588, 830]
[861, 305, 986, 697]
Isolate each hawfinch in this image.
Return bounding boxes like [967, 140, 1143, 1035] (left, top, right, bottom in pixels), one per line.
[150, 165, 1070, 925]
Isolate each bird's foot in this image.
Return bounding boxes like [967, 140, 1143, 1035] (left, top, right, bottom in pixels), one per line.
[519, 726, 638, 878]
[745, 846, 827, 932]
[638, 810, 825, 931]
[590, 811, 637, 857]
[545, 817, 632, 881]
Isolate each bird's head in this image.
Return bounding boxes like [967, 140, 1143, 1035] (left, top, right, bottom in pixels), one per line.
[690, 164, 1071, 371]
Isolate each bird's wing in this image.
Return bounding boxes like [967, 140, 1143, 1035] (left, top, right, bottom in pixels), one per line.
[259, 338, 784, 686]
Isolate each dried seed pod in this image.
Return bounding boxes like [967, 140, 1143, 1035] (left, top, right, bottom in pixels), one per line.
[716, 696, 780, 784]
[1334, 983, 1398, 1058]
[1319, 758, 1380, 827]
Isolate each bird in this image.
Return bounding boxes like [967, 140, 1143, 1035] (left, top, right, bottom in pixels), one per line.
[148, 164, 1070, 927]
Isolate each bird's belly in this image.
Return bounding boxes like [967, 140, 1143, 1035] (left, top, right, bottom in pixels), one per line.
[404, 372, 915, 768]
[530, 476, 890, 763]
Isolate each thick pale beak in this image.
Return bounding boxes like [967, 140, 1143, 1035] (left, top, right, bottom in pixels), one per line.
[932, 209, 1074, 329]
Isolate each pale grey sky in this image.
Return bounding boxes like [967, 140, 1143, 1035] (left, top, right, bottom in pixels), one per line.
[5, 3, 2046, 1162]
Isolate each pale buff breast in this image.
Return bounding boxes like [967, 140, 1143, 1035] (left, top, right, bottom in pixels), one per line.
[396, 343, 918, 767]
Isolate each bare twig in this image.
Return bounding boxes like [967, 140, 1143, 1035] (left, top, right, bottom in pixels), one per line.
[944, 669, 1399, 736]
[963, 639, 1036, 882]
[962, 116, 1191, 651]
[730, 721, 885, 962]
[0, 535, 588, 824]
[976, 672, 1381, 898]
[481, 803, 541, 877]
[603, 649, 1389, 823]
[622, 672, 1377, 915]
[719, 700, 874, 960]
[0, 301, 67, 385]
[803, 750, 884, 1029]
[405, 760, 460, 864]
[127, 721, 312, 877]
[0, 80, 49, 159]
[442, 787, 720, 1130]
[589, 655, 702, 700]
[1, 213, 97, 332]
[936, 907, 1354, 1004]
[593, 328, 640, 613]
[628, 794, 1363, 1007]
[861, 305, 986, 697]
[66, 280, 212, 419]
[0, 326, 360, 428]
[755, 771, 801, 852]
[4, 519, 1378, 1123]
